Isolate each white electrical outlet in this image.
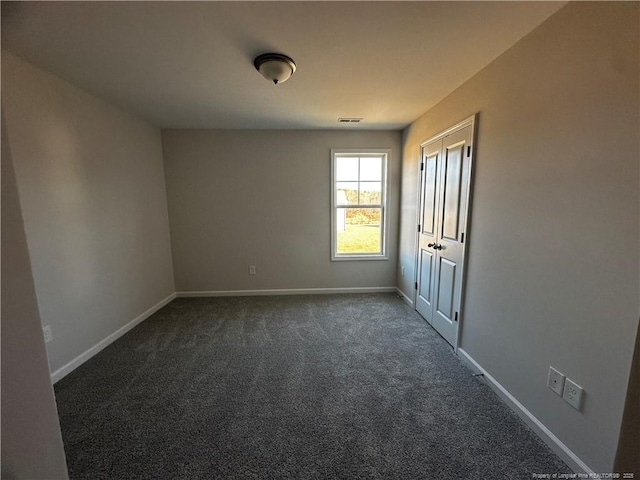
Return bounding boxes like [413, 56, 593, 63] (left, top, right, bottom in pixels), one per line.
[42, 325, 53, 343]
[547, 367, 565, 396]
[562, 378, 584, 410]
[249, 265, 256, 275]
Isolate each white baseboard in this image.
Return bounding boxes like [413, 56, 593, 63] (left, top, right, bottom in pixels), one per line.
[176, 287, 397, 297]
[395, 287, 414, 307]
[457, 348, 594, 475]
[50, 292, 176, 383]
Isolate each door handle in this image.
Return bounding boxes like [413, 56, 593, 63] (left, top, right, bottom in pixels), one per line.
[434, 243, 443, 250]
[427, 242, 435, 248]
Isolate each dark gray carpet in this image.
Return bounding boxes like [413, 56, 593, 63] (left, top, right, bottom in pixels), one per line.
[55, 293, 570, 479]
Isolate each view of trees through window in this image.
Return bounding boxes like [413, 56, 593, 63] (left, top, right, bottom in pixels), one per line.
[334, 155, 385, 255]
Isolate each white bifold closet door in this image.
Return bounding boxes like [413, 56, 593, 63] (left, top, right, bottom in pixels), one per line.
[415, 117, 475, 348]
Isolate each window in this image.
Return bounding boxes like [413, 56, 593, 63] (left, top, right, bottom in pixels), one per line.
[331, 149, 390, 260]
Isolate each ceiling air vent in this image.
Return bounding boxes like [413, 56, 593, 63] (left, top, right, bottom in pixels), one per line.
[338, 118, 363, 123]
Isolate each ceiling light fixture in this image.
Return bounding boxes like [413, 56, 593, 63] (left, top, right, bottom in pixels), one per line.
[254, 53, 297, 85]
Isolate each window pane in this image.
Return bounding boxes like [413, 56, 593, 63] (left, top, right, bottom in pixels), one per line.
[335, 157, 359, 181]
[359, 182, 381, 205]
[336, 208, 382, 254]
[336, 182, 358, 205]
[359, 157, 382, 181]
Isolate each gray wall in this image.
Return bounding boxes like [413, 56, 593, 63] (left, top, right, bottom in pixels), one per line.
[162, 129, 401, 293]
[2, 52, 176, 375]
[398, 2, 638, 473]
[1, 119, 68, 479]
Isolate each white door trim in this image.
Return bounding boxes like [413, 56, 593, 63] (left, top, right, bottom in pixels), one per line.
[420, 114, 477, 147]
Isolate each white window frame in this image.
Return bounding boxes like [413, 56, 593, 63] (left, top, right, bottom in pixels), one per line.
[331, 149, 390, 261]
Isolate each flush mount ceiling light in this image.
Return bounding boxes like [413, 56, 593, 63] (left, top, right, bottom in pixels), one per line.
[254, 53, 296, 85]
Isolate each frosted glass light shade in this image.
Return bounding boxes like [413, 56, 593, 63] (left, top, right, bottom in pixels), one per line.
[254, 53, 296, 85]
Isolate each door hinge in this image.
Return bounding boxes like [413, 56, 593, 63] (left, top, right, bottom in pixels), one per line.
[418, 224, 421, 233]
[415, 282, 418, 290]
[467, 145, 471, 157]
[420, 162, 424, 171]
[461, 232, 465, 243]
[454, 312, 459, 322]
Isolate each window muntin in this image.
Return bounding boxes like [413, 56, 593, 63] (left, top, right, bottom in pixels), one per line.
[331, 150, 389, 260]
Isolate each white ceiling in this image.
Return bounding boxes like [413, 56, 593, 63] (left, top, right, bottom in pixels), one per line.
[1, 1, 565, 130]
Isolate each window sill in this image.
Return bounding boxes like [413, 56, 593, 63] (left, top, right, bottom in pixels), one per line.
[331, 255, 389, 262]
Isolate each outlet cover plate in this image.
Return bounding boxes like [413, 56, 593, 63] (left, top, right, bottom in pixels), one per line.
[42, 325, 53, 343]
[562, 378, 583, 410]
[547, 367, 565, 396]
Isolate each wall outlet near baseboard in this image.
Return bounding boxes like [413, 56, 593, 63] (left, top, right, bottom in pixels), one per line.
[249, 265, 256, 275]
[562, 378, 583, 411]
[43, 325, 53, 343]
[547, 366, 565, 396]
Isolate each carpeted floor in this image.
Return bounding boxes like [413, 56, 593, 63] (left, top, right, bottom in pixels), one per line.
[55, 293, 571, 479]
